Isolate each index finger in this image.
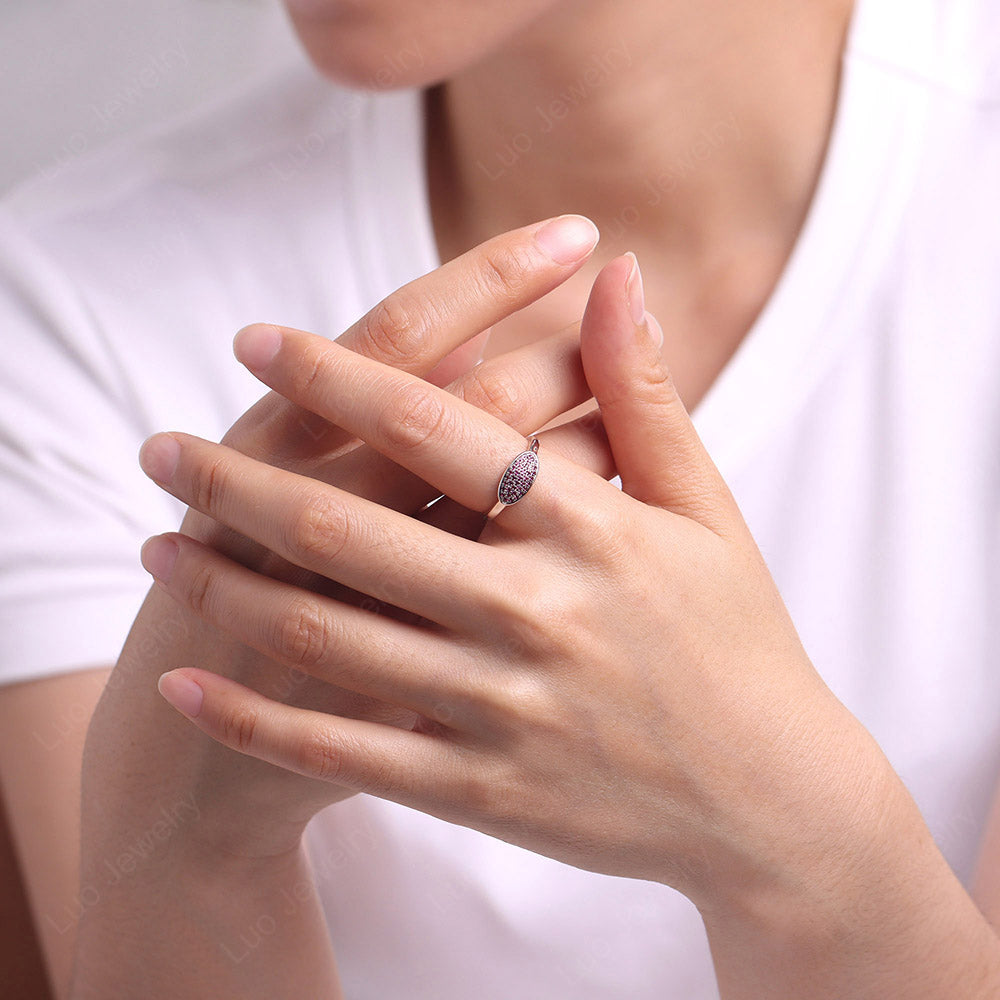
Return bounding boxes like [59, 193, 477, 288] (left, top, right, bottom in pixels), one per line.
[237, 215, 600, 381]
[220, 215, 598, 463]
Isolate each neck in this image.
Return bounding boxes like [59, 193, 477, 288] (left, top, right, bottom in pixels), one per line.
[428, 0, 854, 267]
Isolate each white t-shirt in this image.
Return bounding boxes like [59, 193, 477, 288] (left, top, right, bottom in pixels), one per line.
[2, 0, 999, 995]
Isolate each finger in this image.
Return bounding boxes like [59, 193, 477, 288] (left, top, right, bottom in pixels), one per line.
[138, 431, 504, 628]
[142, 534, 482, 718]
[334, 214, 598, 373]
[310, 323, 592, 511]
[579, 254, 740, 535]
[235, 213, 599, 391]
[222, 215, 598, 461]
[230, 326, 596, 534]
[156, 667, 467, 806]
[417, 407, 615, 541]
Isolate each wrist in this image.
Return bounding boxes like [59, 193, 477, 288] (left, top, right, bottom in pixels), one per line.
[694, 725, 998, 998]
[672, 691, 887, 908]
[72, 836, 341, 1000]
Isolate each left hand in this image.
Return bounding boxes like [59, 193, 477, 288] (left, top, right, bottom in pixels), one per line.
[140, 253, 892, 914]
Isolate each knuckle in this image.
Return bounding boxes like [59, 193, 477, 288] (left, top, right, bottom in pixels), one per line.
[358, 291, 433, 366]
[600, 363, 678, 411]
[185, 560, 220, 621]
[639, 370, 683, 419]
[289, 347, 331, 400]
[482, 670, 552, 734]
[377, 384, 450, 454]
[287, 496, 353, 563]
[192, 456, 228, 515]
[563, 497, 632, 564]
[452, 757, 527, 825]
[503, 576, 583, 663]
[648, 361, 678, 395]
[475, 241, 537, 303]
[274, 601, 334, 670]
[216, 703, 260, 756]
[460, 368, 530, 428]
[299, 727, 353, 784]
[453, 766, 500, 817]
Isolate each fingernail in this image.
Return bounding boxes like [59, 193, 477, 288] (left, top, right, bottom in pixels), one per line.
[141, 535, 179, 584]
[644, 311, 665, 350]
[534, 214, 600, 265]
[139, 434, 180, 485]
[625, 251, 645, 325]
[234, 324, 282, 373]
[158, 670, 204, 718]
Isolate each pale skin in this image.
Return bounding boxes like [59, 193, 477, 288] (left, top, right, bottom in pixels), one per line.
[0, 0, 998, 997]
[137, 264, 1000, 999]
[72, 220, 622, 998]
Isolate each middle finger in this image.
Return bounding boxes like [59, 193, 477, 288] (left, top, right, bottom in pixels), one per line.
[231, 325, 595, 531]
[139, 432, 505, 631]
[310, 322, 595, 513]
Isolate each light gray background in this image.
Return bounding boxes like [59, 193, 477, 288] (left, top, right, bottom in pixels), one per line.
[0, 0, 304, 194]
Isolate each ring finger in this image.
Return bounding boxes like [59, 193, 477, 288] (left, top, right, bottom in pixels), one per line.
[231, 325, 596, 533]
[310, 321, 596, 515]
[142, 532, 484, 721]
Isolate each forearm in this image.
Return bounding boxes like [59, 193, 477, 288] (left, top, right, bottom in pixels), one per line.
[700, 749, 1000, 999]
[0, 666, 111, 1000]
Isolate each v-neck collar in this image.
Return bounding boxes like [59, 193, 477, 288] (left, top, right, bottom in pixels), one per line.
[355, 0, 932, 484]
[686, 0, 933, 482]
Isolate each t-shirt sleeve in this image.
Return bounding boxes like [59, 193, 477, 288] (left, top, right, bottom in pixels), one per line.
[0, 208, 181, 685]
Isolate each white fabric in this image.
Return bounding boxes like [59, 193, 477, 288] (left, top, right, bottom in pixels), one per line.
[1, 0, 998, 995]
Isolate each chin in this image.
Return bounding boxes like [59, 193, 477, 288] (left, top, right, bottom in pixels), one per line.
[282, 0, 562, 91]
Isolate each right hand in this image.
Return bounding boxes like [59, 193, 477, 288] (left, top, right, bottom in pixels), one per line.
[82, 214, 608, 865]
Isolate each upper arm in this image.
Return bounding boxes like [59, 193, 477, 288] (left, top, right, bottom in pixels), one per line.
[971, 775, 1000, 934]
[0, 666, 111, 1000]
[0, 783, 52, 1000]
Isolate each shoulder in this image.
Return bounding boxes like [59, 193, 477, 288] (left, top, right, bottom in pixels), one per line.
[0, 56, 376, 326]
[2, 58, 371, 237]
[0, 60, 419, 441]
[0, 63, 393, 685]
[0, 59, 431, 391]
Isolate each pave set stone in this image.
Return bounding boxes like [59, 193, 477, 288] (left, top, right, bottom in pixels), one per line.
[497, 445, 539, 506]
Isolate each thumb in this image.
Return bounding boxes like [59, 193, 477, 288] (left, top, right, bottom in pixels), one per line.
[579, 253, 738, 534]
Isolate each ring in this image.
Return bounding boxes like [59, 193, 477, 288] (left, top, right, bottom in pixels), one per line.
[487, 438, 540, 518]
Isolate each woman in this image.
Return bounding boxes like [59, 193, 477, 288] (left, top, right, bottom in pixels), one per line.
[2, 0, 1000, 997]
